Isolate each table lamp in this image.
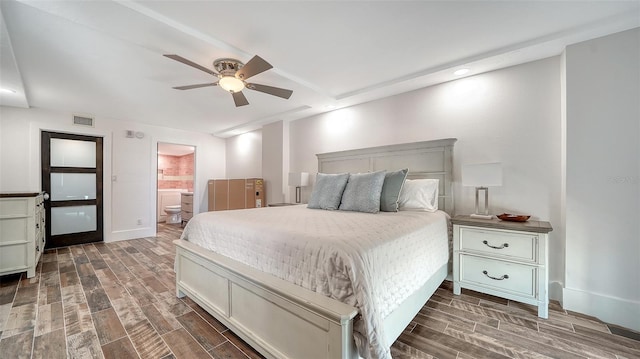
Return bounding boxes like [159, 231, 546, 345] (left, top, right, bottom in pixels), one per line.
[288, 172, 309, 204]
[462, 163, 502, 219]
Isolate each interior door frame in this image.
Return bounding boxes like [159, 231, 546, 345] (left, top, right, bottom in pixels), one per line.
[156, 142, 196, 230]
[41, 131, 104, 248]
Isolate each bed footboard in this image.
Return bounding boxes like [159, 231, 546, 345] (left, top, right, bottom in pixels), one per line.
[174, 240, 359, 359]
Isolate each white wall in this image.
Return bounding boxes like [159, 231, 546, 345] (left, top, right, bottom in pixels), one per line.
[564, 28, 640, 330]
[0, 106, 226, 242]
[262, 121, 286, 205]
[225, 129, 262, 179]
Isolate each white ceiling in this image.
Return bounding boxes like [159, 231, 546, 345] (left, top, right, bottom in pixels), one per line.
[158, 142, 195, 157]
[1, 1, 638, 138]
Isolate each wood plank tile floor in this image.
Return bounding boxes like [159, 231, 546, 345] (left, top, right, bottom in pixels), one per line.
[1, 223, 638, 358]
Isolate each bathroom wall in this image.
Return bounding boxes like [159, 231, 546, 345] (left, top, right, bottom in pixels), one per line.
[158, 153, 194, 190]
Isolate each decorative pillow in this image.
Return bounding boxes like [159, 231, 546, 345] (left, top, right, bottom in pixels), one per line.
[398, 179, 439, 212]
[339, 171, 386, 213]
[380, 168, 409, 212]
[307, 173, 350, 210]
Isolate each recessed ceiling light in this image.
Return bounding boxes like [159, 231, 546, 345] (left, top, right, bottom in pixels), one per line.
[454, 68, 470, 76]
[0, 88, 16, 94]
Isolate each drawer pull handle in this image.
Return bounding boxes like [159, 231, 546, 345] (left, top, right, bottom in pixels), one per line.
[483, 270, 509, 281]
[482, 240, 508, 249]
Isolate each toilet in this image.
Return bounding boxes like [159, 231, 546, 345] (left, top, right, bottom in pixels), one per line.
[164, 205, 181, 224]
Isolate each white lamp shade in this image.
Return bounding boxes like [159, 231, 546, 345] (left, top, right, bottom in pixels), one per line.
[462, 163, 502, 187]
[288, 172, 310, 187]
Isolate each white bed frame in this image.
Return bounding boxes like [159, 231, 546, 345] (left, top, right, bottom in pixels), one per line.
[174, 138, 456, 359]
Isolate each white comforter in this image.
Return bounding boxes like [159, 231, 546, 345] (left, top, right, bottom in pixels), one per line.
[180, 205, 449, 359]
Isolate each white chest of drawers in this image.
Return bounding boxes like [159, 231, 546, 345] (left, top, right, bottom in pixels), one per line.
[0, 192, 46, 278]
[452, 215, 553, 318]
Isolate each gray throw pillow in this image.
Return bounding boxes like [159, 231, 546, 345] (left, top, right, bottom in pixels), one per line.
[307, 173, 350, 210]
[339, 171, 386, 213]
[380, 168, 409, 212]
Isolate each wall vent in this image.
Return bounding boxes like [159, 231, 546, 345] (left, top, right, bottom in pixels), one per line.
[73, 115, 94, 127]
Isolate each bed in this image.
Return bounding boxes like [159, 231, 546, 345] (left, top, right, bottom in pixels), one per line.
[174, 138, 456, 359]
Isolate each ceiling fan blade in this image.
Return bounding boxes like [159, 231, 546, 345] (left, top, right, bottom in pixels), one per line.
[232, 91, 249, 107]
[246, 83, 293, 99]
[173, 83, 218, 90]
[164, 54, 218, 76]
[235, 55, 272, 80]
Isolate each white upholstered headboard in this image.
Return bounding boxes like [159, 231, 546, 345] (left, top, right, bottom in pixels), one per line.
[316, 138, 457, 215]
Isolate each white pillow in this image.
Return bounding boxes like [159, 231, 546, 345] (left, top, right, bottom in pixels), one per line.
[398, 179, 439, 212]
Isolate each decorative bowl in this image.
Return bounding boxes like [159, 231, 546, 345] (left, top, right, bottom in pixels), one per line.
[497, 213, 531, 222]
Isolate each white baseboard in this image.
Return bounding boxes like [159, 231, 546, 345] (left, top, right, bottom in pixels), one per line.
[563, 287, 640, 331]
[107, 227, 155, 242]
[548, 280, 564, 305]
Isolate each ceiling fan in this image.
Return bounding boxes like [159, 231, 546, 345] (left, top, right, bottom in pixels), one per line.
[164, 54, 293, 107]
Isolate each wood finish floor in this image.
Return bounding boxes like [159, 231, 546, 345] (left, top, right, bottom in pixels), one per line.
[0, 223, 638, 359]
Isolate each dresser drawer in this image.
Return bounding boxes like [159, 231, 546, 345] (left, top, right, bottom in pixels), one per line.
[0, 217, 28, 244]
[0, 198, 30, 216]
[181, 211, 193, 220]
[460, 255, 537, 298]
[181, 195, 193, 206]
[459, 227, 538, 262]
[0, 243, 28, 271]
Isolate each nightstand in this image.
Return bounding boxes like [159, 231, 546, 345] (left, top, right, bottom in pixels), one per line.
[452, 215, 553, 318]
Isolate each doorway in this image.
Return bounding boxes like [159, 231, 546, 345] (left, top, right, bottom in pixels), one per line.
[157, 143, 195, 229]
[41, 131, 103, 248]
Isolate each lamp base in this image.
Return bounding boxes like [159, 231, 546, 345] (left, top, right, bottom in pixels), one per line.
[470, 213, 493, 220]
[295, 186, 301, 204]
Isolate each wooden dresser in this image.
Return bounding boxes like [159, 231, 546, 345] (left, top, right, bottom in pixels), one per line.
[180, 192, 193, 227]
[0, 192, 46, 278]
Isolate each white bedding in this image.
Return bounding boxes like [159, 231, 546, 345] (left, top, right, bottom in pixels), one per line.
[180, 205, 449, 359]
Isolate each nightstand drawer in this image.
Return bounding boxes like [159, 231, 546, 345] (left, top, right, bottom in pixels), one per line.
[460, 255, 537, 298]
[181, 197, 193, 206]
[459, 227, 538, 262]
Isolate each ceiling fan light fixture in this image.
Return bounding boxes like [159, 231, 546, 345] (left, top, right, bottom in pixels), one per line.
[165, 54, 292, 107]
[218, 76, 245, 93]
